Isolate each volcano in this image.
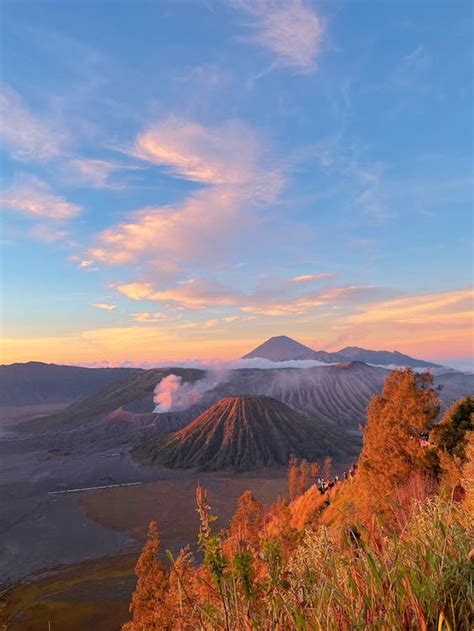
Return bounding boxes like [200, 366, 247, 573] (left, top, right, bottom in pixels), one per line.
[242, 335, 444, 369]
[242, 335, 333, 362]
[133, 395, 332, 471]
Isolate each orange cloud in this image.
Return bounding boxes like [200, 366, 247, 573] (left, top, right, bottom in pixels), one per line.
[131, 311, 172, 323]
[1, 175, 81, 220]
[112, 277, 383, 317]
[92, 303, 116, 311]
[89, 187, 246, 266]
[241, 285, 382, 316]
[134, 117, 270, 187]
[115, 278, 240, 309]
[87, 117, 283, 270]
[344, 288, 473, 326]
[329, 287, 474, 359]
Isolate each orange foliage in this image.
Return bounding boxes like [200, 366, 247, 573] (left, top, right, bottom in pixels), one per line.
[288, 456, 320, 500]
[122, 521, 170, 631]
[223, 490, 264, 561]
[354, 368, 439, 520]
[289, 484, 329, 530]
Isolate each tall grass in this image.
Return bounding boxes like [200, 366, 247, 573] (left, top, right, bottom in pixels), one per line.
[190, 496, 472, 631]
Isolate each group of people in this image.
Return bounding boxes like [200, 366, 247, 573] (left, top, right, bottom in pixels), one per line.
[316, 462, 357, 494]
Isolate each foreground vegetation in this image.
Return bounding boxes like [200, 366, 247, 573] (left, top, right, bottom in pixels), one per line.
[123, 370, 473, 630]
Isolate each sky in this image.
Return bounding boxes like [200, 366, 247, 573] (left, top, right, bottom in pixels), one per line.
[0, 0, 472, 367]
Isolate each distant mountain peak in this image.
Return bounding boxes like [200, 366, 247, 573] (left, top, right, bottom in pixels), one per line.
[242, 335, 331, 362]
[243, 336, 445, 369]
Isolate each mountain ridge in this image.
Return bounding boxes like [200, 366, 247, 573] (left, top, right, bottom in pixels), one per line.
[243, 335, 444, 369]
[0, 362, 140, 407]
[15, 362, 473, 461]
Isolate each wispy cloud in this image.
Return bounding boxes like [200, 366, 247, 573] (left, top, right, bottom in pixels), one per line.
[392, 44, 432, 91]
[131, 311, 172, 323]
[92, 303, 116, 311]
[66, 158, 142, 189]
[1, 174, 81, 220]
[29, 224, 69, 242]
[235, 0, 324, 72]
[132, 115, 280, 191]
[88, 116, 284, 270]
[327, 288, 474, 357]
[305, 140, 394, 222]
[89, 188, 253, 266]
[114, 278, 241, 309]
[344, 288, 473, 327]
[112, 274, 385, 318]
[240, 285, 384, 316]
[291, 273, 334, 283]
[69, 256, 98, 270]
[0, 86, 66, 162]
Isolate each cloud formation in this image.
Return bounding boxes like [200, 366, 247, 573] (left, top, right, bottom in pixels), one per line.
[112, 275, 383, 317]
[67, 158, 141, 189]
[88, 116, 284, 269]
[1, 175, 81, 220]
[344, 288, 473, 327]
[235, 0, 324, 72]
[0, 87, 65, 162]
[133, 117, 273, 188]
[90, 188, 248, 265]
[291, 273, 334, 283]
[328, 288, 474, 358]
[241, 285, 384, 316]
[131, 311, 172, 323]
[115, 278, 241, 309]
[92, 303, 116, 311]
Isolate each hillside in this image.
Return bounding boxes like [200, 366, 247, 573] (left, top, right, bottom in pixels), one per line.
[0, 362, 139, 407]
[336, 346, 441, 368]
[134, 395, 334, 471]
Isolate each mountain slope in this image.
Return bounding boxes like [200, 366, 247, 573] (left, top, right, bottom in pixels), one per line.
[16, 363, 472, 457]
[134, 395, 334, 471]
[242, 335, 333, 362]
[336, 346, 441, 369]
[0, 362, 139, 407]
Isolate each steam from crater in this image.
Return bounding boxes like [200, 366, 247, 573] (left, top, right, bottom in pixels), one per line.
[153, 371, 230, 413]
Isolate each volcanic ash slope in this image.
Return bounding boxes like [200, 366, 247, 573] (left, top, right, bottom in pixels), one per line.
[133, 395, 333, 471]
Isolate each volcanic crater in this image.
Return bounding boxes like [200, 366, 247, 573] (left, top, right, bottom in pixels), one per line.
[133, 395, 331, 471]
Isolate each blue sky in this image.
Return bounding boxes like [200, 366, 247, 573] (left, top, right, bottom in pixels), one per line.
[0, 0, 472, 365]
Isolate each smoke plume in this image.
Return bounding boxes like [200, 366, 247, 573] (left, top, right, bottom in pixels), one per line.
[153, 371, 229, 413]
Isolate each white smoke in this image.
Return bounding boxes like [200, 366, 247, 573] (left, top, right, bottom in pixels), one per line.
[153, 370, 230, 413]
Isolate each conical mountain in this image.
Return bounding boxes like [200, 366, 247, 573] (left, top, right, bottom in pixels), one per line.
[133, 395, 332, 471]
[242, 335, 334, 362]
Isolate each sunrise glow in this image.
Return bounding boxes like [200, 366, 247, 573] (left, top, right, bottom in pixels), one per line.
[0, 0, 472, 368]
